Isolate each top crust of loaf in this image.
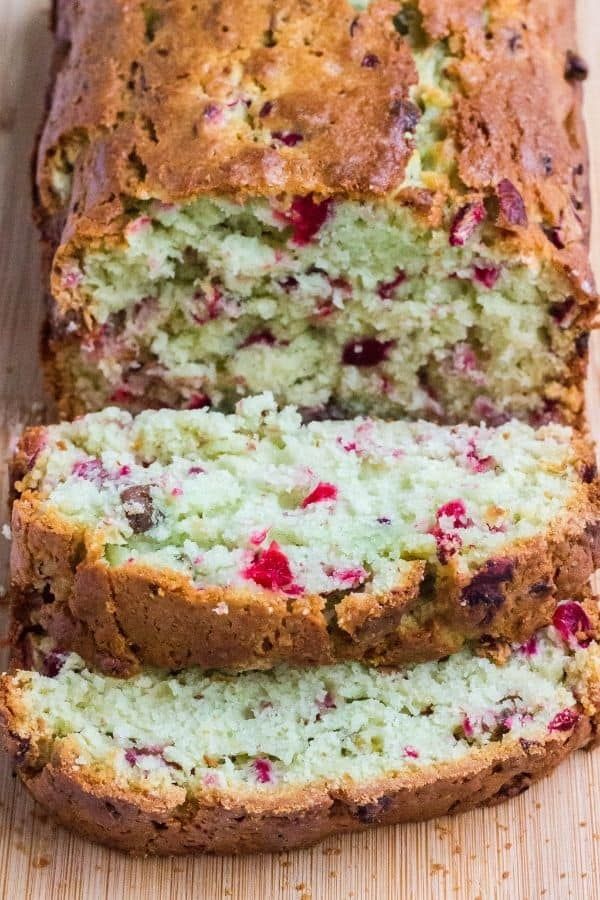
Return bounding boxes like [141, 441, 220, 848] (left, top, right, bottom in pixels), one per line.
[38, 0, 594, 305]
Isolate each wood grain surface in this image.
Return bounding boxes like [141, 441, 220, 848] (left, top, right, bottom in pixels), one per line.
[0, 2, 599, 897]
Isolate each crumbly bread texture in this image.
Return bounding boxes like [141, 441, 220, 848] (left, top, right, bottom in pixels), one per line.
[38, 0, 595, 423]
[2, 615, 600, 855]
[10, 395, 600, 674]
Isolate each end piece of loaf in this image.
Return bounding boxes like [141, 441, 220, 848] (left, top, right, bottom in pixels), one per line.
[37, 0, 595, 423]
[10, 395, 600, 674]
[2, 606, 600, 855]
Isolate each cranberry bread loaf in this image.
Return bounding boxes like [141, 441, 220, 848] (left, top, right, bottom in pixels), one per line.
[2, 603, 600, 855]
[38, 0, 594, 423]
[10, 395, 600, 675]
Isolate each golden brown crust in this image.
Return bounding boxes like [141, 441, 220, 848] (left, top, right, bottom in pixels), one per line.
[9, 426, 600, 674]
[0, 671, 596, 855]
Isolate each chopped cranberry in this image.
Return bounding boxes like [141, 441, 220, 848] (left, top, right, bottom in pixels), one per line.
[473, 265, 500, 288]
[361, 53, 380, 67]
[279, 276, 299, 292]
[552, 601, 592, 647]
[125, 215, 152, 238]
[272, 131, 304, 147]
[252, 758, 276, 784]
[377, 269, 406, 299]
[464, 438, 496, 474]
[203, 103, 222, 122]
[188, 466, 205, 475]
[377, 516, 391, 525]
[72, 458, 108, 482]
[41, 650, 67, 678]
[125, 745, 164, 767]
[520, 634, 538, 656]
[403, 746, 419, 759]
[436, 500, 472, 529]
[429, 501, 472, 564]
[240, 330, 277, 348]
[301, 482, 338, 508]
[565, 51, 588, 82]
[62, 268, 82, 289]
[472, 395, 508, 426]
[110, 386, 135, 404]
[187, 393, 212, 410]
[259, 100, 273, 117]
[117, 464, 131, 477]
[451, 344, 485, 385]
[497, 179, 528, 226]
[316, 691, 337, 718]
[337, 437, 359, 454]
[462, 715, 475, 738]
[120, 484, 156, 534]
[548, 708, 579, 732]
[329, 567, 368, 587]
[249, 528, 268, 546]
[550, 297, 577, 328]
[171, 487, 183, 497]
[342, 338, 394, 366]
[449, 202, 486, 246]
[243, 541, 301, 594]
[277, 195, 332, 246]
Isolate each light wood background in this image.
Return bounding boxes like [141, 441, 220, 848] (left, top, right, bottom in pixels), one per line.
[1, 2, 599, 897]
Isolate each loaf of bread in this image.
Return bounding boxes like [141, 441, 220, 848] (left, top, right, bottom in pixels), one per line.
[2, 603, 599, 855]
[37, 0, 594, 423]
[11, 395, 600, 674]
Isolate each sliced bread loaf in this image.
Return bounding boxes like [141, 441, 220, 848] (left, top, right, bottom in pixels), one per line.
[11, 395, 600, 674]
[2, 604, 599, 854]
[38, 1, 594, 424]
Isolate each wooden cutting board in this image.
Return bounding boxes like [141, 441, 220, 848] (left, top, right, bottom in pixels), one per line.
[0, 2, 599, 897]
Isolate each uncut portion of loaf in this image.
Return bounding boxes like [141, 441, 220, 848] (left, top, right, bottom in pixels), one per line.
[38, 0, 595, 423]
[2, 612, 600, 855]
[10, 395, 600, 675]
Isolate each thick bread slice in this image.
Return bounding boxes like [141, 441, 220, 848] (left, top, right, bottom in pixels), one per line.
[37, 1, 595, 424]
[1, 607, 599, 855]
[10, 396, 600, 674]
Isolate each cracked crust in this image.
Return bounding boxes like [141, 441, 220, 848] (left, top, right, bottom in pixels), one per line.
[1, 644, 599, 855]
[9, 427, 600, 675]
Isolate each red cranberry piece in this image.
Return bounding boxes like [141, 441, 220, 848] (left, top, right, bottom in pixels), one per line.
[41, 650, 67, 678]
[449, 202, 486, 246]
[188, 465, 205, 475]
[342, 338, 394, 366]
[187, 393, 212, 410]
[279, 276, 299, 292]
[110, 386, 135, 404]
[403, 746, 419, 759]
[259, 100, 273, 117]
[552, 601, 592, 647]
[361, 53, 380, 67]
[316, 691, 337, 718]
[462, 715, 475, 738]
[276, 195, 332, 246]
[548, 708, 579, 732]
[252, 758, 275, 783]
[473, 265, 500, 288]
[243, 541, 299, 593]
[301, 482, 338, 508]
[272, 131, 304, 147]
[203, 103, 222, 122]
[377, 269, 406, 299]
[377, 516, 391, 525]
[240, 330, 277, 348]
[436, 500, 472, 529]
[465, 438, 496, 474]
[520, 634, 538, 656]
[429, 527, 463, 564]
[497, 179, 528, 226]
[329, 567, 368, 587]
[72, 458, 108, 482]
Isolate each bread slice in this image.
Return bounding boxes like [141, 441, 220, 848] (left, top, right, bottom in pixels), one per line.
[10, 395, 600, 674]
[2, 606, 599, 855]
[38, 1, 595, 424]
